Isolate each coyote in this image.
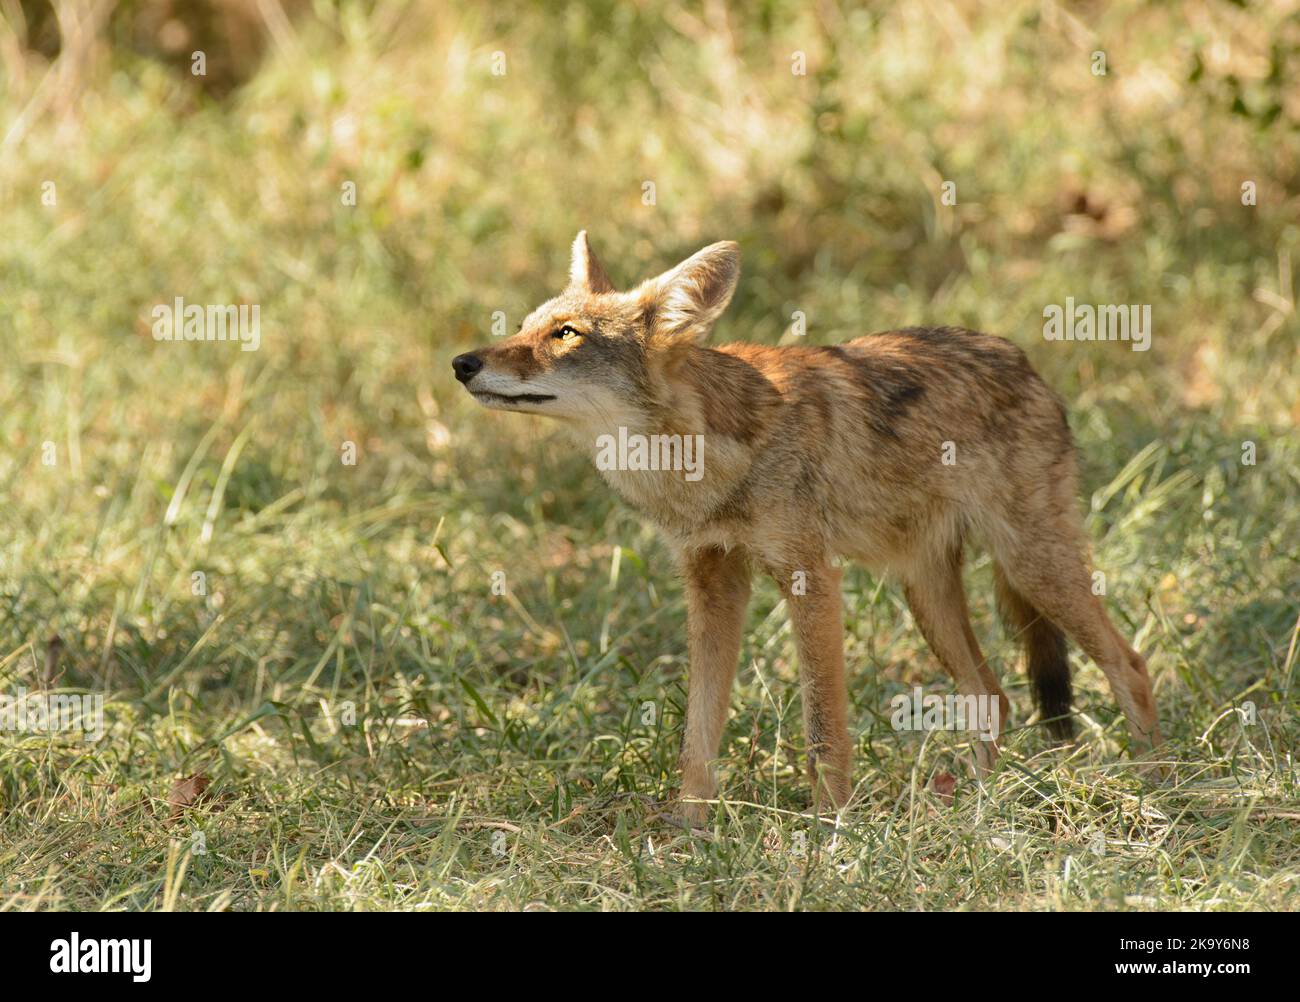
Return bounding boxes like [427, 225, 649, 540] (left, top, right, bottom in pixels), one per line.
[453, 232, 1161, 824]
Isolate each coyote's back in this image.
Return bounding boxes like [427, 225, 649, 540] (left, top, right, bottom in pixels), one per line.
[670, 326, 1077, 572]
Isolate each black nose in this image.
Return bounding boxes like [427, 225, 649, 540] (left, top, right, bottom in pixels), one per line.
[452, 353, 483, 383]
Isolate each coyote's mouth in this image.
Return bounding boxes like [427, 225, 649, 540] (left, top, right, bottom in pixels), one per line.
[471, 389, 557, 405]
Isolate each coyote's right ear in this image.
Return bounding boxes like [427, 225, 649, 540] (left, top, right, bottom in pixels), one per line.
[639, 241, 740, 346]
[568, 230, 615, 294]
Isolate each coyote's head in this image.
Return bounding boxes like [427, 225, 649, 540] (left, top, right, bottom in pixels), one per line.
[452, 232, 739, 425]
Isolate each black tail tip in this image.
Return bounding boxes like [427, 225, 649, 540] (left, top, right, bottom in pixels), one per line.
[1029, 624, 1074, 742]
[1042, 708, 1075, 742]
[1035, 674, 1075, 741]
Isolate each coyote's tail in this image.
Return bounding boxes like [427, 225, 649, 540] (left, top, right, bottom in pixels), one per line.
[993, 564, 1074, 740]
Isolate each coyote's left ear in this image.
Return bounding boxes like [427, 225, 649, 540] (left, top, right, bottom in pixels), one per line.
[568, 230, 615, 294]
[640, 241, 740, 345]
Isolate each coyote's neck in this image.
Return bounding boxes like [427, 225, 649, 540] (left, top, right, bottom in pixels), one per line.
[562, 344, 778, 535]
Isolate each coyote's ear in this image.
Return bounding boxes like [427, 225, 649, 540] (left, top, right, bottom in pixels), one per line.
[568, 230, 615, 294]
[640, 241, 740, 345]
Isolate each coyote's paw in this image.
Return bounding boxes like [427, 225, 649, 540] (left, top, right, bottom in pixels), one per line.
[675, 795, 713, 829]
[1131, 754, 1171, 784]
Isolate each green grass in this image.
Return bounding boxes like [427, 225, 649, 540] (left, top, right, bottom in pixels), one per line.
[1, 0, 1297, 910]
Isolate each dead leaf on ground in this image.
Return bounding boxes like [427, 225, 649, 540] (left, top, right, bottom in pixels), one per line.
[167, 774, 211, 821]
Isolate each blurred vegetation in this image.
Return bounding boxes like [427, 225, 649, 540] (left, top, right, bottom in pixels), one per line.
[0, 1, 1297, 911]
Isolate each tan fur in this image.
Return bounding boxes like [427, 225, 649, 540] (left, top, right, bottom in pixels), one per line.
[454, 233, 1162, 824]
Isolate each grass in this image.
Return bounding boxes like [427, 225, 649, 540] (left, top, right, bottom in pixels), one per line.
[0, 0, 1298, 911]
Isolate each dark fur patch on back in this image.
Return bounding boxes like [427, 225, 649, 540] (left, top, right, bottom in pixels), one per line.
[871, 326, 1066, 444]
[840, 352, 927, 439]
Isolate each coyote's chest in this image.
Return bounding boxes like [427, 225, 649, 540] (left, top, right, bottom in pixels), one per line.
[591, 432, 755, 542]
[595, 465, 719, 526]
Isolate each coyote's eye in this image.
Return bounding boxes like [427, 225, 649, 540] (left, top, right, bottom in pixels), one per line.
[553, 325, 581, 341]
